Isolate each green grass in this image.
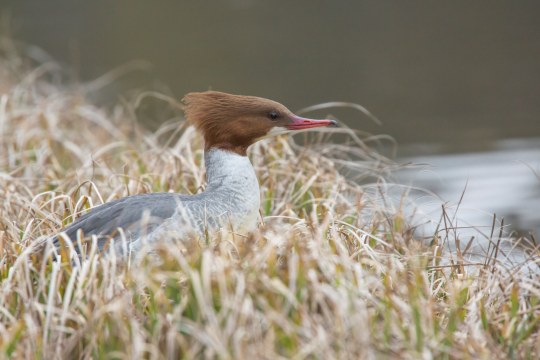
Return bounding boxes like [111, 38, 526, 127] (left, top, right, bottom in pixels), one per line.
[0, 38, 539, 359]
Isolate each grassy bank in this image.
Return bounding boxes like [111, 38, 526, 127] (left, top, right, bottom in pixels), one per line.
[0, 39, 539, 359]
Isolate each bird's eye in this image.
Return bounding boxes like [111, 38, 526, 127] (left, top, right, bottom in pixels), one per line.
[268, 111, 279, 120]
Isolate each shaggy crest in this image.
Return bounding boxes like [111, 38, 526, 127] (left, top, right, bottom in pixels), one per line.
[182, 91, 292, 155]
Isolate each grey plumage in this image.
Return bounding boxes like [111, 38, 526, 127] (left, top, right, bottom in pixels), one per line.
[52, 149, 261, 255]
[53, 193, 184, 250]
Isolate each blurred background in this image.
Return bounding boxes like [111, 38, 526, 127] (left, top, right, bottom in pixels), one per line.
[1, 0, 539, 235]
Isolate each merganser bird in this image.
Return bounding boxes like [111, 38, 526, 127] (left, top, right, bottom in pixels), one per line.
[53, 91, 336, 255]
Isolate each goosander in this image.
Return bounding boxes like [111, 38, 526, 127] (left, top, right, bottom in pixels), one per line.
[53, 91, 336, 255]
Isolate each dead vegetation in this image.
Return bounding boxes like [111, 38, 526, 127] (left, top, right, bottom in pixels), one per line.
[0, 38, 539, 359]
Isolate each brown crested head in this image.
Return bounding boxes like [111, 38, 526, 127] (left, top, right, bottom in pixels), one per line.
[182, 91, 336, 156]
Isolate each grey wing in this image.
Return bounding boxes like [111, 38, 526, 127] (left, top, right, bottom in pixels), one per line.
[53, 193, 183, 251]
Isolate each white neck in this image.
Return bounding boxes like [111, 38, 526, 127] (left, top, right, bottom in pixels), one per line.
[202, 148, 261, 231]
[126, 148, 261, 252]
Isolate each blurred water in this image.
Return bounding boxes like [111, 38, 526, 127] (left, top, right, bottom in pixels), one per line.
[397, 138, 540, 237]
[2, 1, 540, 146]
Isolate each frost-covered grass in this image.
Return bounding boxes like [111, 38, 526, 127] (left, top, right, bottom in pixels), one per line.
[0, 39, 539, 359]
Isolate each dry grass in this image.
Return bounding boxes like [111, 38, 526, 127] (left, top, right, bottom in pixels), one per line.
[1, 38, 539, 359]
